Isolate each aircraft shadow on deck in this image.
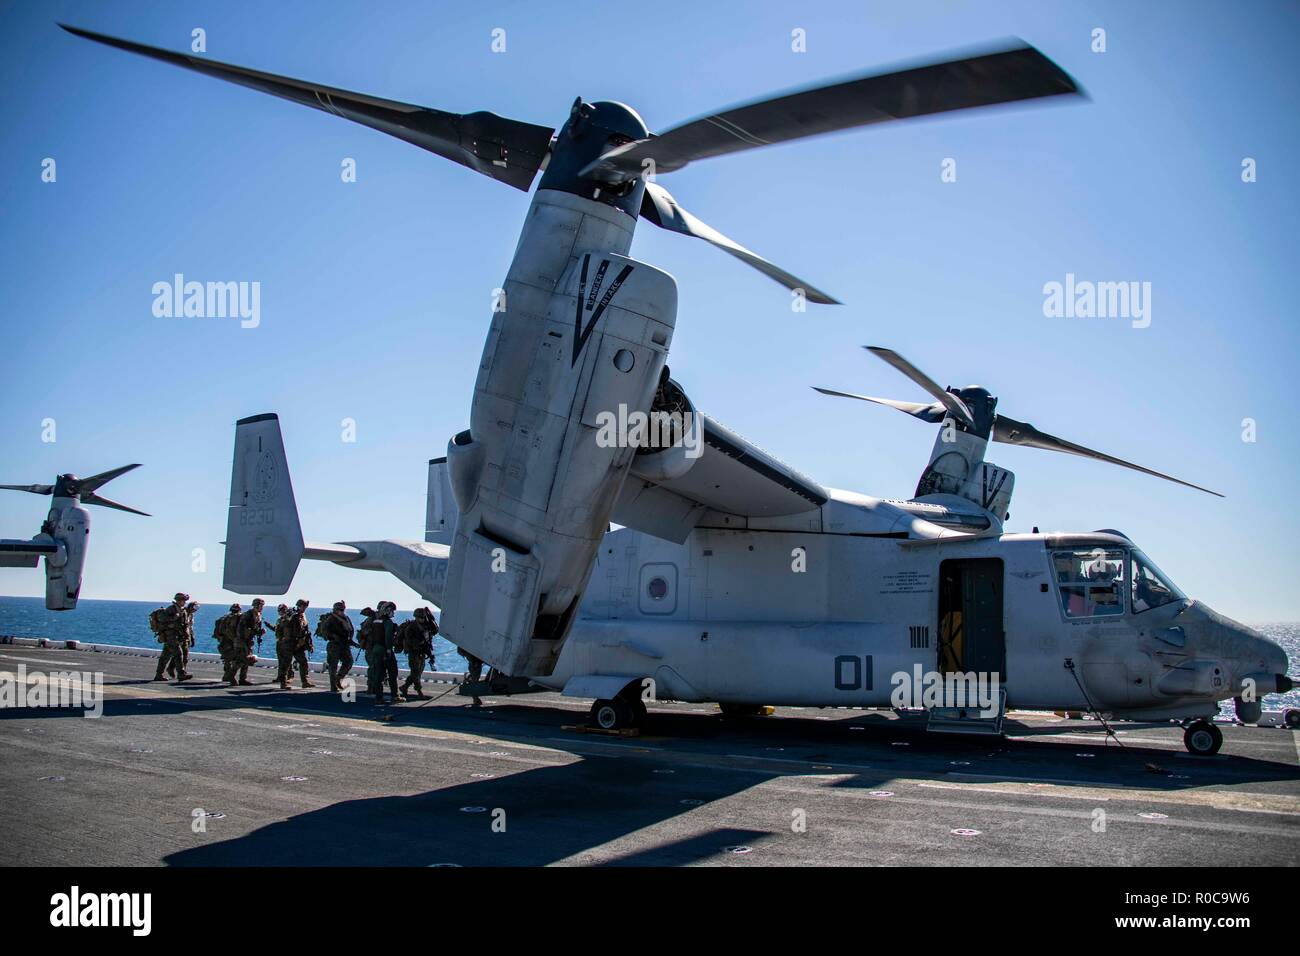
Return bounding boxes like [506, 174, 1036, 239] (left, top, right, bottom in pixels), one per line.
[3, 682, 1296, 836]
[163, 758, 777, 867]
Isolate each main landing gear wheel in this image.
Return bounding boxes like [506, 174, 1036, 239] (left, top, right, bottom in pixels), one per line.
[591, 698, 637, 731]
[1183, 719, 1223, 756]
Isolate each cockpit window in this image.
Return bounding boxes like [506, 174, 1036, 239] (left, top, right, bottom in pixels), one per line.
[1130, 550, 1185, 614]
[1052, 548, 1126, 618]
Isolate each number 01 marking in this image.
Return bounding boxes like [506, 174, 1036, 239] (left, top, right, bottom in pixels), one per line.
[834, 655, 873, 691]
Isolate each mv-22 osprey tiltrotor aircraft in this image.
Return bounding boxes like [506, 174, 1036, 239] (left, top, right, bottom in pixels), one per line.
[65, 26, 1292, 755]
[0, 465, 149, 609]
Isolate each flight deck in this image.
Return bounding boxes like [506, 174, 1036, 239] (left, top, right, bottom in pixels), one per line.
[1, 641, 1297, 867]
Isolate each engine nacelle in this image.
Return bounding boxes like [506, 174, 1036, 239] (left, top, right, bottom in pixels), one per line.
[43, 499, 89, 610]
[439, 190, 678, 677]
[915, 421, 1015, 520]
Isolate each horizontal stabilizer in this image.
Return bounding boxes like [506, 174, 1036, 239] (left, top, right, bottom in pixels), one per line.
[0, 539, 57, 568]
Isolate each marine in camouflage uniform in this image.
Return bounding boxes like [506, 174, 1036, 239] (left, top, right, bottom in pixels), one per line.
[398, 606, 438, 699]
[275, 599, 315, 689]
[321, 601, 356, 692]
[231, 598, 266, 686]
[216, 603, 242, 683]
[171, 601, 199, 677]
[152, 592, 193, 682]
[457, 645, 486, 708]
[365, 602, 404, 704]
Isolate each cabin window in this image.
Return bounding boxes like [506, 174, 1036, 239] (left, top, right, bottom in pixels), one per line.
[1052, 548, 1126, 618]
[1130, 550, 1185, 614]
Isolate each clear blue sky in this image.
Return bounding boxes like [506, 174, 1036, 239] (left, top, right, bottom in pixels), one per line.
[2, 0, 1297, 620]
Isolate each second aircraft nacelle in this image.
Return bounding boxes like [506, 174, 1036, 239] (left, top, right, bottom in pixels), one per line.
[43, 499, 89, 610]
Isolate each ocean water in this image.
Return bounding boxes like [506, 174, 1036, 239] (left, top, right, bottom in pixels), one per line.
[0, 596, 462, 673]
[1, 596, 1297, 712]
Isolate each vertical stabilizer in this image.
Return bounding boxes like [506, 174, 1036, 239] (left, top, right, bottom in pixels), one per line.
[223, 413, 304, 593]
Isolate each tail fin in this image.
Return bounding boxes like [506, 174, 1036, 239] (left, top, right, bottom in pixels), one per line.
[223, 413, 304, 594]
[425, 456, 456, 545]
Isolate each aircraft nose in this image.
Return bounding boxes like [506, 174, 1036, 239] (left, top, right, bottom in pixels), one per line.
[1246, 630, 1291, 694]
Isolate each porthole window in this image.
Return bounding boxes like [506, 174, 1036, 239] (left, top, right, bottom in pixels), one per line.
[613, 349, 635, 372]
[646, 576, 669, 601]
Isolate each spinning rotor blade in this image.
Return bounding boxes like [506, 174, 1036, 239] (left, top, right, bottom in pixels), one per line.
[78, 463, 142, 496]
[811, 387, 945, 422]
[864, 346, 974, 428]
[992, 415, 1223, 497]
[641, 183, 838, 303]
[80, 492, 151, 516]
[0, 484, 54, 496]
[583, 43, 1081, 182]
[59, 24, 555, 191]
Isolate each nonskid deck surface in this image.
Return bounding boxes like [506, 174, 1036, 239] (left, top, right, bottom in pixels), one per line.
[1, 644, 1297, 866]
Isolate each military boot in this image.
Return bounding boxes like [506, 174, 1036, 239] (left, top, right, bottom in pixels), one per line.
[300, 676, 316, 688]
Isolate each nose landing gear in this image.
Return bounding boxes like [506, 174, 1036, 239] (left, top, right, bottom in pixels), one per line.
[1182, 719, 1223, 756]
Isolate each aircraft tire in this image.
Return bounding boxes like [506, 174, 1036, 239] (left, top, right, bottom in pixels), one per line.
[591, 698, 634, 730]
[1183, 720, 1223, 756]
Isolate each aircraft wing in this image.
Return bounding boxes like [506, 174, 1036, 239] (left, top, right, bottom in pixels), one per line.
[0, 539, 58, 568]
[613, 414, 827, 542]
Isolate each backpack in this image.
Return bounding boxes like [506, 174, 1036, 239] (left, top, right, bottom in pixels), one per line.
[149, 606, 168, 643]
[315, 613, 330, 639]
[357, 617, 374, 650]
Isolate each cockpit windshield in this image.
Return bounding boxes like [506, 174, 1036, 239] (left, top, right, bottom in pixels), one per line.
[1052, 548, 1126, 618]
[1130, 550, 1186, 614]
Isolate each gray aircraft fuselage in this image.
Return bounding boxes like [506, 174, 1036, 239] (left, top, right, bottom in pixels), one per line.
[529, 492, 1287, 722]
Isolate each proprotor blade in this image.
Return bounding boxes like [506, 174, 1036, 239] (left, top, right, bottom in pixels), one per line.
[80, 492, 151, 516]
[583, 42, 1082, 182]
[59, 24, 555, 191]
[641, 182, 839, 303]
[992, 414, 1224, 497]
[864, 346, 975, 428]
[77, 463, 142, 496]
[0, 484, 54, 495]
[811, 387, 946, 422]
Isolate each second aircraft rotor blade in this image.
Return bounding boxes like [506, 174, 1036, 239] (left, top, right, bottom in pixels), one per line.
[811, 387, 946, 422]
[992, 414, 1224, 497]
[77, 463, 142, 496]
[60, 24, 555, 191]
[583, 42, 1081, 182]
[79, 492, 151, 516]
[864, 347, 975, 428]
